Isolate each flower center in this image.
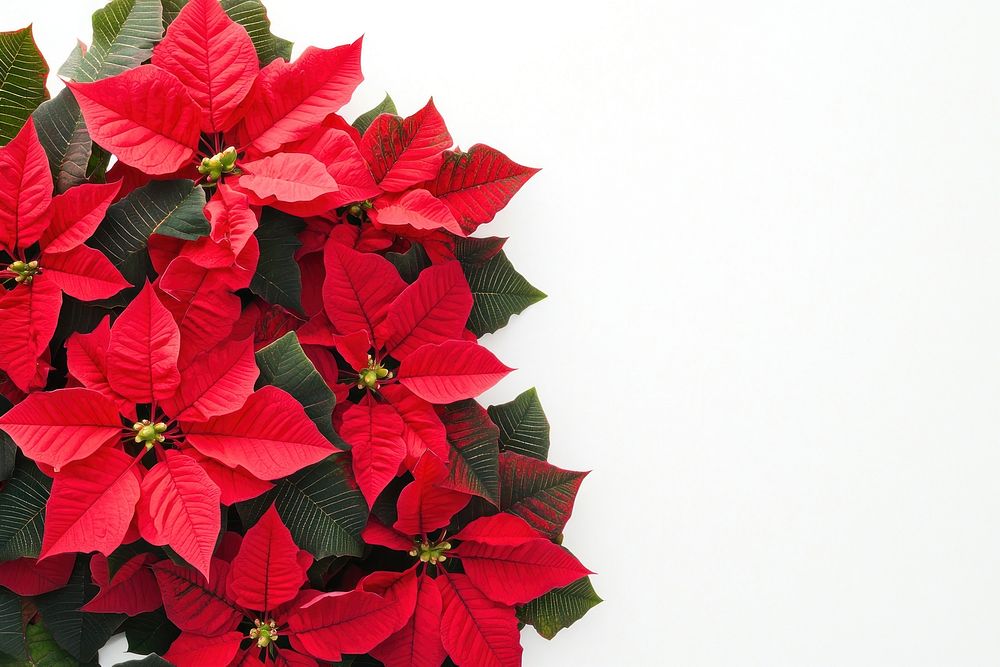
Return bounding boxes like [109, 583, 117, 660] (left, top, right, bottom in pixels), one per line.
[409, 539, 451, 564]
[249, 619, 279, 648]
[357, 355, 392, 390]
[132, 419, 167, 449]
[197, 146, 238, 182]
[9, 260, 39, 284]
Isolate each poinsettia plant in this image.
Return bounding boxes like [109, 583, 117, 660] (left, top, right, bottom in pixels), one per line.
[0, 0, 598, 665]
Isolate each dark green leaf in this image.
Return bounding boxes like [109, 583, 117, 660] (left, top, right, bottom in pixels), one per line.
[34, 557, 124, 662]
[352, 93, 397, 135]
[56, 43, 86, 80]
[487, 387, 550, 460]
[123, 609, 178, 657]
[386, 243, 430, 284]
[33, 89, 91, 193]
[90, 180, 210, 287]
[0, 434, 15, 484]
[250, 211, 303, 312]
[0, 26, 49, 144]
[73, 0, 164, 83]
[0, 457, 51, 560]
[517, 576, 601, 639]
[453, 236, 506, 266]
[0, 589, 25, 660]
[0, 622, 92, 667]
[463, 250, 545, 336]
[237, 456, 367, 559]
[438, 400, 500, 504]
[255, 332, 341, 445]
[113, 655, 173, 666]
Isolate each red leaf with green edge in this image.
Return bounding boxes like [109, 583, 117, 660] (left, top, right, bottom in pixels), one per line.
[394, 455, 470, 536]
[0, 271, 61, 391]
[452, 537, 591, 606]
[437, 572, 522, 667]
[0, 553, 75, 595]
[238, 152, 339, 207]
[164, 630, 244, 667]
[286, 588, 402, 662]
[162, 336, 258, 422]
[138, 450, 221, 581]
[380, 385, 450, 469]
[398, 340, 512, 404]
[40, 446, 141, 560]
[360, 99, 452, 192]
[451, 514, 542, 547]
[371, 571, 447, 667]
[42, 244, 130, 301]
[67, 65, 201, 175]
[0, 118, 52, 252]
[183, 385, 336, 480]
[107, 281, 182, 404]
[239, 39, 364, 154]
[377, 261, 473, 359]
[498, 452, 588, 539]
[372, 189, 463, 237]
[289, 126, 381, 209]
[341, 394, 406, 507]
[322, 239, 406, 338]
[424, 144, 540, 234]
[83, 552, 160, 615]
[154, 558, 243, 635]
[152, 0, 258, 133]
[40, 181, 121, 253]
[436, 400, 500, 504]
[0, 387, 121, 472]
[228, 505, 311, 612]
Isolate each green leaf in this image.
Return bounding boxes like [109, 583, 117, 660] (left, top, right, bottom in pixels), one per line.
[0, 458, 51, 561]
[487, 388, 550, 460]
[34, 557, 124, 662]
[124, 609, 178, 657]
[255, 332, 341, 445]
[249, 210, 303, 312]
[386, 243, 430, 284]
[352, 93, 397, 135]
[0, 26, 49, 145]
[462, 250, 546, 336]
[517, 576, 601, 640]
[0, 589, 25, 660]
[438, 400, 500, 505]
[453, 236, 506, 266]
[73, 0, 164, 83]
[56, 43, 86, 80]
[0, 622, 92, 667]
[113, 655, 173, 667]
[33, 89, 91, 193]
[237, 456, 367, 559]
[163, 0, 292, 66]
[90, 180, 210, 288]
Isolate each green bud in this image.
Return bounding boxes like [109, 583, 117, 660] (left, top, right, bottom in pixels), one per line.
[10, 261, 25, 271]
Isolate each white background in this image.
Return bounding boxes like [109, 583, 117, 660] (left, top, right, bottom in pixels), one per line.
[8, 1, 1000, 665]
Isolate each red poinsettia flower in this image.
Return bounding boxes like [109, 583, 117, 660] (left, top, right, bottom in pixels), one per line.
[152, 505, 403, 666]
[0, 118, 129, 390]
[361, 455, 592, 667]
[0, 283, 336, 579]
[67, 0, 362, 214]
[298, 240, 511, 505]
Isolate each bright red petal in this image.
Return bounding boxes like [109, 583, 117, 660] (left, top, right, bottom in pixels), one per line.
[184, 447, 274, 505]
[154, 558, 243, 635]
[82, 552, 161, 615]
[68, 66, 201, 175]
[107, 281, 182, 403]
[203, 183, 258, 261]
[286, 588, 402, 662]
[183, 386, 336, 480]
[322, 239, 405, 338]
[164, 631, 244, 667]
[362, 519, 417, 551]
[157, 259, 243, 351]
[228, 505, 311, 611]
[377, 261, 473, 358]
[290, 126, 381, 208]
[371, 572, 447, 667]
[372, 189, 463, 237]
[0, 387, 122, 472]
[139, 451, 221, 580]
[437, 573, 522, 667]
[360, 568, 419, 630]
[238, 153, 339, 207]
[162, 336, 258, 422]
[0, 277, 61, 391]
[239, 39, 364, 153]
[43, 245, 131, 300]
[394, 455, 470, 536]
[398, 340, 513, 404]
[65, 317, 133, 414]
[360, 99, 452, 192]
[0, 554, 75, 595]
[341, 395, 406, 507]
[380, 385, 450, 469]
[40, 447, 141, 559]
[451, 514, 542, 547]
[152, 0, 258, 132]
[41, 181, 121, 253]
[0, 118, 52, 251]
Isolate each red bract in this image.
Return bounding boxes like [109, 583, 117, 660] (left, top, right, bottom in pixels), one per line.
[0, 283, 335, 579]
[0, 119, 128, 390]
